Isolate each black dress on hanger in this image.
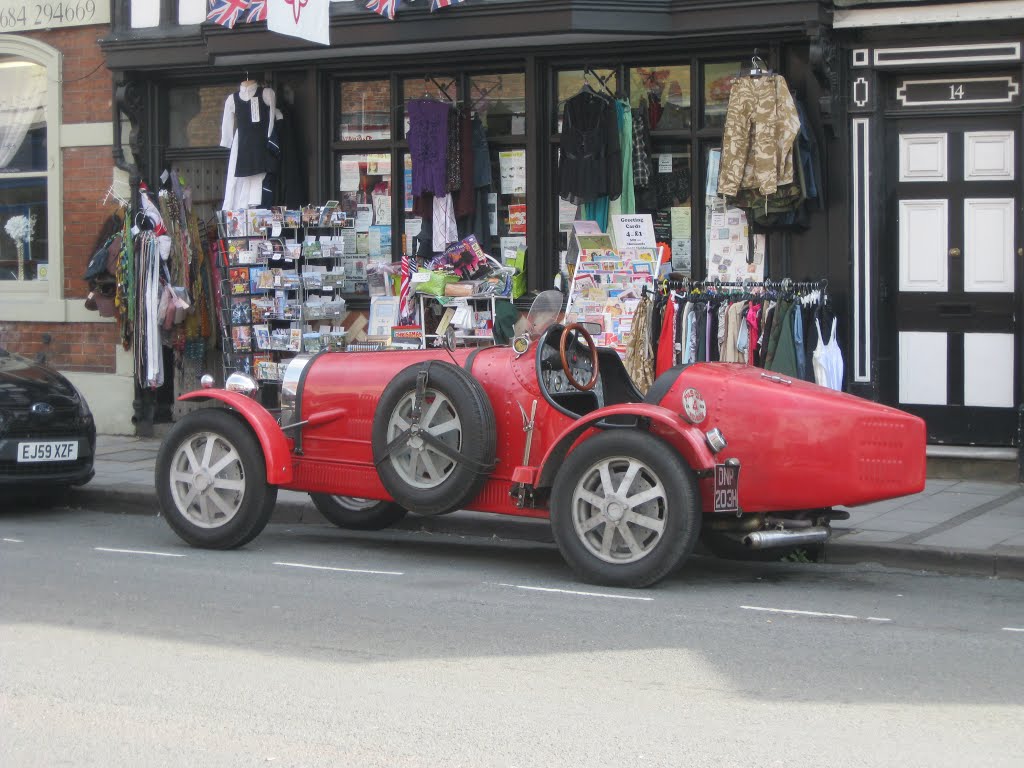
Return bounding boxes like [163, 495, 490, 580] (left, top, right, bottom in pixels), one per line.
[557, 90, 622, 204]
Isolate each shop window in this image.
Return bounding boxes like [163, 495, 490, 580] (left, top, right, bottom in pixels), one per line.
[470, 73, 526, 137]
[703, 62, 741, 129]
[0, 55, 50, 284]
[169, 84, 237, 148]
[631, 65, 691, 132]
[338, 79, 392, 142]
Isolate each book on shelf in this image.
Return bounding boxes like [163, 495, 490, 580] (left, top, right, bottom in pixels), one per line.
[230, 297, 252, 325]
[229, 267, 250, 295]
[231, 325, 252, 352]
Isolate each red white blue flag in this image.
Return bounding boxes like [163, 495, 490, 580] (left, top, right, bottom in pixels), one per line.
[207, 0, 250, 28]
[366, 0, 399, 20]
[245, 0, 267, 22]
[431, 0, 465, 10]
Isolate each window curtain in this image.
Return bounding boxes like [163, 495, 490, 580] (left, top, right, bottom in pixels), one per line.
[0, 62, 46, 169]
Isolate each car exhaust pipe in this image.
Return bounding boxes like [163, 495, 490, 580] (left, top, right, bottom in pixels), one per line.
[743, 527, 830, 550]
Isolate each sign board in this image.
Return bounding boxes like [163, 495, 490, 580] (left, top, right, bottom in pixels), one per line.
[0, 1, 109, 32]
[610, 214, 656, 251]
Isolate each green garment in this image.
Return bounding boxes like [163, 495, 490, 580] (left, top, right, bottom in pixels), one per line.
[768, 301, 801, 378]
[492, 299, 522, 345]
[763, 299, 792, 370]
[616, 100, 635, 215]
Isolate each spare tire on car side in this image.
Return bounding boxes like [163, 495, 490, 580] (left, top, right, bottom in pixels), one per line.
[371, 361, 496, 516]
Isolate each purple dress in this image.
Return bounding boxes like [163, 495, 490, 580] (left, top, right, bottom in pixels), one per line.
[407, 99, 451, 198]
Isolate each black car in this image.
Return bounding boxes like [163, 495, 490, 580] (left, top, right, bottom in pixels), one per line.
[0, 346, 95, 490]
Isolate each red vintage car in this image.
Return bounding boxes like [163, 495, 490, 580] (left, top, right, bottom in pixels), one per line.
[155, 292, 927, 588]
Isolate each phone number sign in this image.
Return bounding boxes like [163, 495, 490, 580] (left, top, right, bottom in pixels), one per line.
[0, 1, 108, 32]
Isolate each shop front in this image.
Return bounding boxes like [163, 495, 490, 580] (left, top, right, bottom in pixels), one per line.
[104, 0, 847, 431]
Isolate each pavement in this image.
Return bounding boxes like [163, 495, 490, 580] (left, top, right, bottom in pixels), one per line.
[70, 434, 1024, 581]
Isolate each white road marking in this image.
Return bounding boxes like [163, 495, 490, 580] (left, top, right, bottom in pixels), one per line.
[3, 538, 23, 543]
[741, 605, 891, 622]
[496, 583, 654, 602]
[1003, 627, 1024, 633]
[274, 561, 404, 576]
[95, 547, 185, 558]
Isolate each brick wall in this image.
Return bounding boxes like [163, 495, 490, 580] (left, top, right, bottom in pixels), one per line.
[0, 321, 118, 373]
[63, 145, 117, 299]
[25, 25, 111, 124]
[5, 26, 119, 374]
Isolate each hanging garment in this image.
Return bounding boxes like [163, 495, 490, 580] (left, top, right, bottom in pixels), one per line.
[765, 299, 793, 371]
[407, 99, 451, 197]
[432, 193, 458, 252]
[582, 197, 610, 232]
[792, 303, 807, 381]
[454, 108, 475, 217]
[769, 302, 801, 378]
[631, 107, 653, 189]
[220, 83, 276, 209]
[813, 317, 844, 391]
[558, 90, 622, 204]
[471, 114, 492, 188]
[655, 293, 677, 377]
[683, 303, 697, 364]
[722, 300, 748, 363]
[716, 74, 800, 198]
[624, 293, 655, 394]
[615, 100, 635, 215]
[745, 302, 761, 366]
[446, 105, 462, 193]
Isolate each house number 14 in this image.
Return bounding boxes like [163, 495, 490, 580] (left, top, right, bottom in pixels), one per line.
[949, 84, 965, 100]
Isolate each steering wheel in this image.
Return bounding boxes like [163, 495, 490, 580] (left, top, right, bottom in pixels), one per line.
[559, 323, 600, 392]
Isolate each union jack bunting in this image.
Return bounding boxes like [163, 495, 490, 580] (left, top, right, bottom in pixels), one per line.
[245, 0, 267, 23]
[365, 0, 400, 21]
[207, 0, 250, 28]
[431, 0, 465, 10]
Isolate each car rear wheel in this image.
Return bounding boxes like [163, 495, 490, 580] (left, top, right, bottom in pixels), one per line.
[309, 494, 407, 530]
[550, 431, 700, 588]
[156, 410, 276, 549]
[372, 361, 496, 516]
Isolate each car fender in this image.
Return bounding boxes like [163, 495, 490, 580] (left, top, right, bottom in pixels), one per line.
[179, 390, 293, 484]
[534, 403, 716, 489]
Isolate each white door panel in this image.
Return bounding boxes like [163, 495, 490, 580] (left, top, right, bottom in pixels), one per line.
[964, 198, 1015, 293]
[964, 131, 1015, 181]
[964, 333, 1015, 408]
[899, 199, 948, 292]
[899, 133, 948, 182]
[899, 332, 948, 405]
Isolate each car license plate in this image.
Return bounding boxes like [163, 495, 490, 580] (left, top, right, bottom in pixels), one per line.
[713, 463, 739, 513]
[17, 440, 79, 463]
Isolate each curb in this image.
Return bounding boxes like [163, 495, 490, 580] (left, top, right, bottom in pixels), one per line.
[823, 541, 1024, 580]
[68, 486, 1023, 580]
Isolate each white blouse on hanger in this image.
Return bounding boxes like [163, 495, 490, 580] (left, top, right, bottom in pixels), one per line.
[220, 82, 277, 210]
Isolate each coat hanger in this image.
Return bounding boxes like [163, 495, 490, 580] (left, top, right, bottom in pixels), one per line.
[748, 51, 771, 78]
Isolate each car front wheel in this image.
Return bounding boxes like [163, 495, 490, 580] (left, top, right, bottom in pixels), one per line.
[309, 494, 407, 530]
[550, 430, 700, 588]
[155, 410, 276, 548]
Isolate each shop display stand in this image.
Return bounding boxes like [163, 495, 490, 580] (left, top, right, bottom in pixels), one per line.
[418, 293, 509, 347]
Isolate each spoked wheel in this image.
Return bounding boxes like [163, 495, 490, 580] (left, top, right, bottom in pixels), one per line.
[372, 361, 496, 515]
[550, 431, 700, 588]
[156, 410, 276, 548]
[309, 494, 407, 530]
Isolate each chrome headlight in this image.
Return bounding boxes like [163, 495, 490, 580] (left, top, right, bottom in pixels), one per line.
[225, 371, 259, 398]
[280, 354, 313, 426]
[705, 427, 727, 454]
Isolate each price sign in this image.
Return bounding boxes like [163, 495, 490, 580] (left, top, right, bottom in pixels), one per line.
[0, 1, 109, 32]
